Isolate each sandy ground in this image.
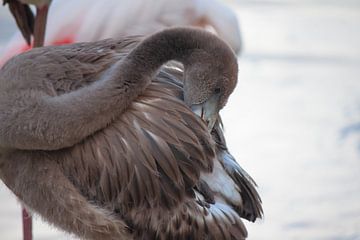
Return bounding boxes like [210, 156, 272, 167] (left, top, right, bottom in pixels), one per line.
[1, 0, 360, 239]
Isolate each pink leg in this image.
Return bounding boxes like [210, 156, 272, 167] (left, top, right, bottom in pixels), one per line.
[22, 207, 32, 240]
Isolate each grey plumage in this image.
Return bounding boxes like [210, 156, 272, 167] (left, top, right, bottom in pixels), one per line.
[0, 28, 262, 240]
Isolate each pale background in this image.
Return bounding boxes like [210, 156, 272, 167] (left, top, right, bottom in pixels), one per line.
[1, 0, 360, 239]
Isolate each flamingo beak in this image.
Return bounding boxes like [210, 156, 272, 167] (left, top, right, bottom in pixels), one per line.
[191, 94, 220, 131]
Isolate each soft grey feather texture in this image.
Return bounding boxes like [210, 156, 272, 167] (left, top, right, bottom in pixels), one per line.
[0, 28, 262, 240]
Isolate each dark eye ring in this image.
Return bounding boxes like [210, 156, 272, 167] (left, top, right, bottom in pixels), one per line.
[214, 88, 221, 94]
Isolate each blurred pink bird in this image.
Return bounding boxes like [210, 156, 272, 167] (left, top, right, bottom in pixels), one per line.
[1, 0, 242, 65]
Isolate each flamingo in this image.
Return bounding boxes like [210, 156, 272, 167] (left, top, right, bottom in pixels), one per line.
[0, 27, 262, 240]
[1, 1, 248, 239]
[1, 0, 242, 66]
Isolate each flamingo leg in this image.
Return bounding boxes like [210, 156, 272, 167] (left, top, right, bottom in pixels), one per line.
[22, 208, 32, 240]
[33, 5, 49, 47]
[22, 4, 49, 239]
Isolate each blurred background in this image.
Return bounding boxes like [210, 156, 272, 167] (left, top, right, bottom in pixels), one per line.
[1, 0, 360, 239]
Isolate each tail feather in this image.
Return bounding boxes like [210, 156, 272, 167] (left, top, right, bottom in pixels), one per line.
[222, 151, 263, 222]
[211, 122, 263, 222]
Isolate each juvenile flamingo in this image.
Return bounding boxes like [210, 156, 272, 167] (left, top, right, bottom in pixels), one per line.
[0, 27, 262, 240]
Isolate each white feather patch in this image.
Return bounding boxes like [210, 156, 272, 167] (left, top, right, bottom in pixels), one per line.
[200, 160, 241, 203]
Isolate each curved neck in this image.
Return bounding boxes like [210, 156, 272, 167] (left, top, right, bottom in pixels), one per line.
[44, 28, 230, 150]
[120, 28, 218, 79]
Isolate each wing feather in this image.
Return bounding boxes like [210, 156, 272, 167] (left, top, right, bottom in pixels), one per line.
[212, 123, 263, 222]
[41, 37, 261, 239]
